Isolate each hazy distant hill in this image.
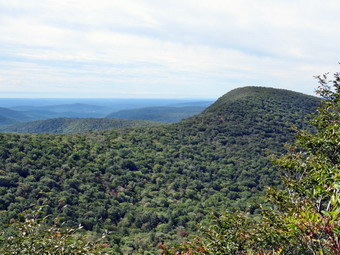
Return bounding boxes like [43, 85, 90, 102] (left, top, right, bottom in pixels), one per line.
[106, 106, 206, 122]
[0, 107, 32, 125]
[0, 115, 18, 126]
[0, 118, 164, 134]
[3, 100, 213, 122]
[11, 103, 113, 118]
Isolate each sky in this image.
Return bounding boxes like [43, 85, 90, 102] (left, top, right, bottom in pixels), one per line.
[0, 0, 339, 98]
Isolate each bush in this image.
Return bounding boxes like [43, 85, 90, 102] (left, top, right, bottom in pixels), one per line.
[0, 206, 109, 255]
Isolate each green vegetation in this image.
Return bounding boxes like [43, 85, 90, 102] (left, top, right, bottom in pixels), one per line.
[0, 118, 165, 134]
[0, 206, 109, 255]
[0, 86, 320, 253]
[106, 106, 206, 123]
[161, 73, 339, 254]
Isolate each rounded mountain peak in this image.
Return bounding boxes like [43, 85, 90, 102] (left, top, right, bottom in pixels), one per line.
[203, 86, 319, 115]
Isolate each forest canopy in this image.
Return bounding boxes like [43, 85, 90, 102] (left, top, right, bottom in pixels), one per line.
[162, 71, 340, 254]
[0, 84, 323, 254]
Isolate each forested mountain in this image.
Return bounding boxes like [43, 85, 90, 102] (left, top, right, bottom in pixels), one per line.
[0, 118, 164, 134]
[106, 106, 206, 122]
[0, 87, 321, 253]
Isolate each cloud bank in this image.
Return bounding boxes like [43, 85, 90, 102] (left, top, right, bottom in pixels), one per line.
[0, 0, 339, 98]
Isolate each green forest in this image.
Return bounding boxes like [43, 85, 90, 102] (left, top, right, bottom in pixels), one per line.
[0, 118, 164, 134]
[1, 80, 337, 254]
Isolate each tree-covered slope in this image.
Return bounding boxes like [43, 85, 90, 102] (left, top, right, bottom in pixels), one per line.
[0, 118, 164, 134]
[106, 106, 206, 123]
[162, 73, 340, 255]
[0, 87, 321, 253]
[202, 86, 318, 123]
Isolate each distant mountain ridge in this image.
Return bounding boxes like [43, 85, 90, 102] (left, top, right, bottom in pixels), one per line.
[0, 100, 212, 127]
[0, 115, 18, 126]
[0, 107, 32, 125]
[0, 118, 164, 134]
[106, 106, 206, 122]
[10, 103, 114, 119]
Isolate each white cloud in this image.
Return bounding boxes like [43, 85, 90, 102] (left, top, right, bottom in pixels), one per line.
[0, 0, 339, 98]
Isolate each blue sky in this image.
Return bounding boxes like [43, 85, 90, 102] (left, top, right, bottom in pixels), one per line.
[0, 0, 339, 98]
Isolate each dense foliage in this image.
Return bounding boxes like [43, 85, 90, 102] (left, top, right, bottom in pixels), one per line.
[162, 72, 340, 254]
[0, 86, 320, 253]
[0, 206, 109, 255]
[0, 118, 164, 134]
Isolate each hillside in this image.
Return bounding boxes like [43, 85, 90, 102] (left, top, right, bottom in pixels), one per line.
[0, 115, 18, 126]
[106, 106, 206, 122]
[0, 87, 321, 253]
[0, 118, 165, 134]
[187, 86, 319, 136]
[0, 107, 32, 125]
